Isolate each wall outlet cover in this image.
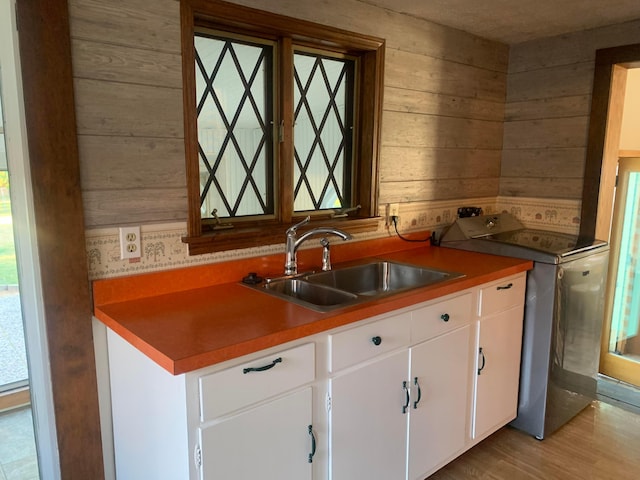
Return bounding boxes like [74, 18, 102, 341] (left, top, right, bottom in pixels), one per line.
[119, 226, 141, 260]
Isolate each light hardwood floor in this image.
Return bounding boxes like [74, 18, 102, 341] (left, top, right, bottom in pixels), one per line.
[429, 401, 640, 479]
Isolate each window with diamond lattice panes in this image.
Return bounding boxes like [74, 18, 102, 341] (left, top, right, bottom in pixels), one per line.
[293, 52, 354, 213]
[181, 1, 384, 254]
[195, 33, 275, 219]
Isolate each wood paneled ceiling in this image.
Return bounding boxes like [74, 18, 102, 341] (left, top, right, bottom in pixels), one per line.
[360, 0, 640, 44]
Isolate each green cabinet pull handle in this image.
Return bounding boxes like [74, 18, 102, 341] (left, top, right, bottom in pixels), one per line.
[441, 313, 450, 322]
[371, 336, 382, 346]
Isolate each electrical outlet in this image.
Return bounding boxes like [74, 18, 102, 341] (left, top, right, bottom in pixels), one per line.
[386, 203, 400, 227]
[389, 203, 399, 219]
[119, 226, 141, 260]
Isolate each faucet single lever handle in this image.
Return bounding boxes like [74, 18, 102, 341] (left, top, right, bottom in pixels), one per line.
[286, 216, 311, 235]
[320, 238, 331, 271]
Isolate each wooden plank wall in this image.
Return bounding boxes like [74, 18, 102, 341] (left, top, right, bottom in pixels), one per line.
[68, 0, 508, 228]
[501, 19, 640, 200]
[69, 0, 186, 227]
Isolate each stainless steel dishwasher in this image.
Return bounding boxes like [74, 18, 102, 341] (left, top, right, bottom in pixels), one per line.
[440, 213, 609, 439]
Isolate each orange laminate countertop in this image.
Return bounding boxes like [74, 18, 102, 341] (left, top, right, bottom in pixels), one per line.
[93, 238, 532, 375]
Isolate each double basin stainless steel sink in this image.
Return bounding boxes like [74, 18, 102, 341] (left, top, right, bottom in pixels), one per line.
[252, 261, 464, 312]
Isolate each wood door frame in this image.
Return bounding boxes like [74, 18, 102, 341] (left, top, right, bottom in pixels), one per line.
[581, 43, 640, 385]
[580, 43, 640, 240]
[15, 1, 105, 478]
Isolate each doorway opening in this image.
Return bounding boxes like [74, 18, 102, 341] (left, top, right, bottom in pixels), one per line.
[605, 157, 640, 367]
[582, 44, 640, 405]
[597, 68, 640, 389]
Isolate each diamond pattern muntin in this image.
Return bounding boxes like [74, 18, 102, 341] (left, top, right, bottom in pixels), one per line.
[195, 34, 273, 217]
[293, 53, 353, 212]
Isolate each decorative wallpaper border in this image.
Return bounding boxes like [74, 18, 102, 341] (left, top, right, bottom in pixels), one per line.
[85, 196, 581, 280]
[388, 197, 498, 233]
[495, 196, 581, 234]
[85, 223, 283, 281]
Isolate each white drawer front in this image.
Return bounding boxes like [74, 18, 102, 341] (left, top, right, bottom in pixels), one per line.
[329, 312, 410, 373]
[411, 292, 473, 343]
[199, 342, 315, 421]
[478, 273, 526, 317]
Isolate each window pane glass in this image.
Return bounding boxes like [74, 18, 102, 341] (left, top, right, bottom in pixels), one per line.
[293, 52, 354, 212]
[195, 34, 274, 218]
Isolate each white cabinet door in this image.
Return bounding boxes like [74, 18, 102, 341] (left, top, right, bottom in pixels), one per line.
[199, 387, 314, 480]
[330, 350, 409, 480]
[408, 325, 471, 480]
[473, 306, 524, 439]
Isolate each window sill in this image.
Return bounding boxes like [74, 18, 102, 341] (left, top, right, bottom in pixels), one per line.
[182, 217, 382, 255]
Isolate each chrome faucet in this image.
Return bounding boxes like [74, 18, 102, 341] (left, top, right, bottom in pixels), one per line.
[284, 216, 352, 275]
[320, 238, 331, 271]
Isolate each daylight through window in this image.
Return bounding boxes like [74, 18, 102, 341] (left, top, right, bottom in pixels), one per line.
[181, 0, 384, 253]
[195, 33, 275, 219]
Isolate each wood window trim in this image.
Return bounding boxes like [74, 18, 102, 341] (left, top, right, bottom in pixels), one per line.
[180, 0, 385, 254]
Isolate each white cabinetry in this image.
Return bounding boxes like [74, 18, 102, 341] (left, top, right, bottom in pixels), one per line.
[473, 274, 526, 440]
[330, 349, 409, 480]
[106, 334, 317, 480]
[107, 328, 190, 480]
[408, 291, 474, 479]
[328, 292, 476, 480]
[104, 272, 526, 480]
[328, 312, 411, 479]
[408, 325, 471, 479]
[199, 387, 313, 479]
[197, 343, 316, 480]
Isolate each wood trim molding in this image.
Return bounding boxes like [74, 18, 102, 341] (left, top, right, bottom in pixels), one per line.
[183, 217, 381, 255]
[0, 387, 31, 412]
[580, 43, 640, 239]
[187, 0, 385, 51]
[619, 150, 640, 157]
[15, 1, 104, 478]
[595, 64, 627, 240]
[181, 0, 202, 237]
[279, 36, 295, 226]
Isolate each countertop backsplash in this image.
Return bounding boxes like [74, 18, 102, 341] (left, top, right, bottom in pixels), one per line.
[85, 196, 579, 280]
